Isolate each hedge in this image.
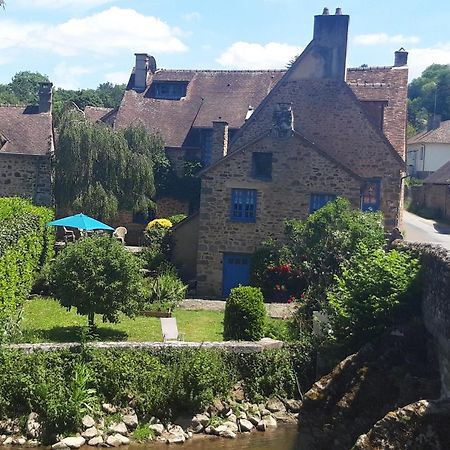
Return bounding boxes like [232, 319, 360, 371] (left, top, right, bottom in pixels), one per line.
[0, 198, 54, 335]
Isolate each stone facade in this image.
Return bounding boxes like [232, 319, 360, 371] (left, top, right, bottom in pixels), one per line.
[196, 134, 361, 296]
[0, 153, 52, 206]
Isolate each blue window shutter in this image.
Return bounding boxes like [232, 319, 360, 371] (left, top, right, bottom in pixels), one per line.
[231, 189, 257, 222]
[310, 194, 336, 213]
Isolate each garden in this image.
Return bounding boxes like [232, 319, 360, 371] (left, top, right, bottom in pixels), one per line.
[0, 196, 424, 445]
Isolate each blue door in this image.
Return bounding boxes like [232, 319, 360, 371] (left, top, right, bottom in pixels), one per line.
[223, 253, 251, 297]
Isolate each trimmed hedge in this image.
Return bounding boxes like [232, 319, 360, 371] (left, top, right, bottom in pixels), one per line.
[0, 198, 54, 336]
[224, 286, 267, 341]
[0, 345, 313, 435]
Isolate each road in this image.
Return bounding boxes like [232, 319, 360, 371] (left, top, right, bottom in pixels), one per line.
[402, 210, 450, 250]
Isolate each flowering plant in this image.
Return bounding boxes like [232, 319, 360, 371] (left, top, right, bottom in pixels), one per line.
[260, 263, 307, 302]
[146, 218, 173, 230]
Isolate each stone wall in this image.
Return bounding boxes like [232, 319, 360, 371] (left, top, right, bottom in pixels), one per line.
[0, 153, 52, 206]
[196, 134, 361, 297]
[172, 213, 199, 281]
[156, 196, 189, 218]
[406, 184, 450, 220]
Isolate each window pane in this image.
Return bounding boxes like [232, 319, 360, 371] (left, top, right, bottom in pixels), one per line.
[252, 152, 273, 180]
[231, 189, 257, 222]
[310, 194, 336, 213]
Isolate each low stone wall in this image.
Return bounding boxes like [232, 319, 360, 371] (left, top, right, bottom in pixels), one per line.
[8, 338, 283, 354]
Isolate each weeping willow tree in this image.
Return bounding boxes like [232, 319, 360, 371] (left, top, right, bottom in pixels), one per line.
[55, 110, 166, 221]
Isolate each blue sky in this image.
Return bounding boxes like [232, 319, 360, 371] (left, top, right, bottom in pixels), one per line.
[0, 0, 449, 89]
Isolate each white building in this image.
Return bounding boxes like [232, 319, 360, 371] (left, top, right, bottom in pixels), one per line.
[407, 117, 450, 178]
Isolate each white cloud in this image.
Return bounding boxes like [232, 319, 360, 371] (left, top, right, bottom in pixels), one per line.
[52, 62, 92, 89]
[0, 7, 188, 57]
[105, 71, 130, 85]
[217, 41, 302, 69]
[183, 12, 201, 22]
[14, 0, 117, 9]
[354, 33, 420, 46]
[408, 44, 450, 79]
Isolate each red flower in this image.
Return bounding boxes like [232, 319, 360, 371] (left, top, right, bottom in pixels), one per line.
[287, 296, 295, 303]
[300, 292, 305, 299]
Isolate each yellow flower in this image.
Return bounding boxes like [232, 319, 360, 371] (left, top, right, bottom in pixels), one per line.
[146, 218, 173, 230]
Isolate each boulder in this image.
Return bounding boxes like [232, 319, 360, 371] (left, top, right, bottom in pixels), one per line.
[259, 408, 271, 417]
[105, 435, 122, 447]
[238, 419, 254, 432]
[247, 415, 261, 426]
[148, 424, 164, 436]
[256, 420, 266, 432]
[13, 437, 26, 445]
[87, 436, 103, 446]
[223, 421, 238, 432]
[163, 426, 186, 444]
[191, 423, 203, 434]
[220, 429, 237, 439]
[102, 403, 117, 414]
[81, 427, 98, 439]
[61, 436, 86, 449]
[262, 415, 278, 429]
[231, 382, 246, 402]
[26, 439, 41, 447]
[227, 414, 237, 423]
[113, 433, 130, 445]
[81, 415, 96, 429]
[273, 411, 296, 423]
[26, 413, 42, 440]
[266, 398, 286, 413]
[122, 413, 138, 430]
[285, 399, 302, 412]
[2, 437, 13, 446]
[192, 414, 209, 428]
[109, 422, 128, 435]
[51, 441, 69, 450]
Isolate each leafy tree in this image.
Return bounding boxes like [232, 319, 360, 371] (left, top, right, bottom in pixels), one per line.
[9, 71, 49, 104]
[55, 110, 166, 220]
[96, 82, 126, 108]
[327, 243, 421, 352]
[408, 64, 450, 130]
[50, 236, 144, 329]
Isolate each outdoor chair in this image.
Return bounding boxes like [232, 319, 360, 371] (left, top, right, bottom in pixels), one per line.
[63, 226, 76, 243]
[113, 226, 127, 244]
[160, 317, 185, 342]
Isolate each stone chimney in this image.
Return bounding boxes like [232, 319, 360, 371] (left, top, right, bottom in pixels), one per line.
[134, 53, 157, 91]
[312, 7, 349, 80]
[211, 120, 228, 164]
[38, 82, 53, 113]
[394, 47, 408, 67]
[273, 103, 293, 138]
[427, 114, 441, 131]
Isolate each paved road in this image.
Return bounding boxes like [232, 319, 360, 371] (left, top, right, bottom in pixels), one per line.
[402, 210, 450, 250]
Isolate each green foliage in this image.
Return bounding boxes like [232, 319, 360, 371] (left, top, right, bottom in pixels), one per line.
[168, 214, 187, 225]
[224, 286, 267, 341]
[49, 236, 144, 328]
[132, 424, 154, 442]
[143, 273, 187, 313]
[327, 244, 422, 351]
[55, 110, 165, 219]
[408, 64, 450, 130]
[0, 198, 54, 342]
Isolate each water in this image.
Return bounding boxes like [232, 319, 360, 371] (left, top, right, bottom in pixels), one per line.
[129, 426, 301, 450]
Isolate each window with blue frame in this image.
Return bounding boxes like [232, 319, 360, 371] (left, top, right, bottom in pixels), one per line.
[230, 189, 257, 222]
[310, 194, 337, 213]
[361, 179, 381, 212]
[251, 152, 273, 180]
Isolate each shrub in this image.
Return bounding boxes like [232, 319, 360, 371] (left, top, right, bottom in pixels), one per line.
[49, 236, 144, 329]
[168, 214, 187, 225]
[0, 198, 54, 342]
[224, 286, 267, 341]
[143, 273, 187, 313]
[327, 244, 422, 351]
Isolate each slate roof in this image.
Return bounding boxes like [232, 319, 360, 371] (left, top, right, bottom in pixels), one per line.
[408, 120, 450, 144]
[423, 159, 450, 184]
[84, 106, 115, 124]
[115, 70, 284, 147]
[0, 106, 53, 156]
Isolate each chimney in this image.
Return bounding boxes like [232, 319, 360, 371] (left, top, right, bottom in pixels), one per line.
[38, 82, 53, 113]
[427, 114, 441, 131]
[394, 47, 408, 67]
[134, 53, 157, 91]
[313, 7, 349, 80]
[273, 103, 293, 138]
[211, 120, 229, 164]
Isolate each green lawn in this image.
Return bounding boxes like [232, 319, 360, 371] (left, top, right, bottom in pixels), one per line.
[20, 297, 225, 343]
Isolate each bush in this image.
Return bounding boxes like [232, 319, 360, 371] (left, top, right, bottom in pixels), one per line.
[49, 236, 144, 329]
[224, 286, 267, 341]
[0, 198, 54, 342]
[143, 273, 187, 313]
[327, 244, 422, 351]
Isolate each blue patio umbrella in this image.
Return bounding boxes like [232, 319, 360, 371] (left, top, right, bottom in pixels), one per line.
[48, 213, 114, 231]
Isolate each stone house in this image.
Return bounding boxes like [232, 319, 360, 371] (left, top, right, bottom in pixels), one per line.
[172, 9, 409, 297]
[0, 82, 54, 206]
[407, 116, 450, 178]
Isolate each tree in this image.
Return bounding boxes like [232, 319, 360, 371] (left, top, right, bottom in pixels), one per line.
[50, 236, 144, 329]
[9, 71, 49, 104]
[55, 110, 166, 220]
[96, 82, 126, 108]
[408, 64, 450, 130]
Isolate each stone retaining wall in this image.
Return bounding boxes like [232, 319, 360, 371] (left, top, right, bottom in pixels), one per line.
[8, 338, 283, 354]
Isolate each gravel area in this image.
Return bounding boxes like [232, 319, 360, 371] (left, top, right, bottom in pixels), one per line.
[181, 299, 295, 319]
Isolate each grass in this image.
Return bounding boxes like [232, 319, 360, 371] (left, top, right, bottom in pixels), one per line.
[20, 297, 225, 343]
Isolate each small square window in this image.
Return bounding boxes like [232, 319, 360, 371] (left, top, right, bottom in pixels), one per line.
[230, 189, 257, 222]
[252, 152, 272, 180]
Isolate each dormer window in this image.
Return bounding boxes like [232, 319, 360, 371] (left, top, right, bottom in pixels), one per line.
[150, 81, 188, 100]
